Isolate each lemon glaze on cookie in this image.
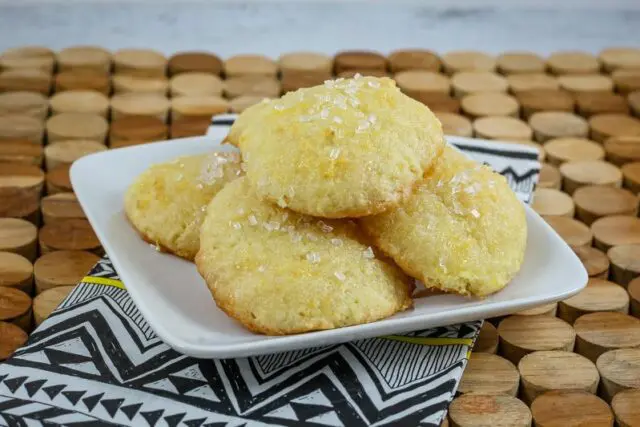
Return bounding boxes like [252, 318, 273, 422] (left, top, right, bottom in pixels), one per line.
[235, 76, 445, 218]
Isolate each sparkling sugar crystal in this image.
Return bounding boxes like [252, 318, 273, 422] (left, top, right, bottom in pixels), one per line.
[329, 147, 341, 160]
[306, 252, 321, 264]
[334, 271, 346, 281]
[362, 246, 375, 259]
[330, 238, 343, 247]
[248, 215, 258, 226]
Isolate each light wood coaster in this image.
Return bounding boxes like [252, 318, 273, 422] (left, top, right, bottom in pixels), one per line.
[574, 312, 640, 363]
[599, 47, 640, 72]
[473, 321, 498, 354]
[529, 112, 589, 143]
[544, 137, 604, 166]
[168, 51, 223, 76]
[112, 48, 167, 77]
[622, 161, 640, 193]
[473, 117, 532, 141]
[497, 315, 575, 365]
[560, 160, 622, 195]
[0, 287, 31, 332]
[589, 114, 640, 144]
[538, 163, 562, 190]
[605, 136, 640, 166]
[170, 117, 211, 139]
[450, 72, 507, 98]
[0, 218, 37, 261]
[461, 93, 519, 118]
[0, 252, 33, 294]
[230, 95, 266, 114]
[170, 72, 224, 97]
[543, 216, 593, 249]
[530, 390, 613, 427]
[557, 74, 613, 95]
[575, 246, 610, 279]
[496, 52, 545, 75]
[516, 89, 574, 120]
[109, 116, 168, 148]
[596, 348, 640, 402]
[575, 92, 630, 117]
[434, 112, 472, 137]
[33, 285, 75, 327]
[0, 46, 54, 72]
[630, 277, 640, 318]
[49, 90, 109, 117]
[224, 76, 280, 99]
[44, 140, 107, 170]
[612, 389, 640, 427]
[506, 73, 559, 94]
[448, 394, 531, 427]
[573, 185, 638, 225]
[0, 163, 44, 221]
[558, 278, 630, 324]
[57, 46, 111, 73]
[518, 350, 599, 404]
[279, 51, 333, 76]
[591, 215, 640, 251]
[110, 93, 170, 122]
[547, 51, 600, 75]
[458, 353, 519, 396]
[388, 49, 440, 72]
[394, 71, 450, 99]
[441, 51, 496, 74]
[0, 114, 44, 144]
[628, 91, 640, 117]
[515, 303, 558, 317]
[54, 70, 110, 95]
[333, 51, 387, 74]
[532, 188, 575, 217]
[224, 54, 278, 78]
[612, 69, 640, 95]
[171, 96, 229, 121]
[45, 165, 72, 195]
[0, 69, 51, 95]
[414, 94, 460, 113]
[0, 91, 48, 120]
[0, 321, 27, 361]
[34, 250, 100, 294]
[41, 193, 85, 225]
[608, 244, 640, 286]
[46, 113, 108, 144]
[39, 219, 101, 255]
[112, 74, 169, 95]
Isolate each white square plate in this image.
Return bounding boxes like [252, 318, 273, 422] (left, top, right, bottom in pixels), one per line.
[71, 136, 588, 359]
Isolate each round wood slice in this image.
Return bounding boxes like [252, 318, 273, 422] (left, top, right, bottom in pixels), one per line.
[0, 114, 44, 145]
[560, 160, 622, 195]
[573, 246, 610, 279]
[622, 161, 640, 193]
[629, 277, 640, 318]
[612, 389, 640, 427]
[0, 163, 44, 220]
[575, 92, 630, 117]
[532, 188, 575, 217]
[547, 51, 600, 75]
[0, 252, 33, 294]
[0, 217, 37, 261]
[558, 278, 630, 325]
[607, 244, 640, 286]
[599, 47, 640, 72]
[435, 112, 472, 137]
[46, 113, 108, 144]
[473, 321, 498, 354]
[110, 93, 170, 122]
[39, 219, 101, 255]
[450, 72, 507, 98]
[473, 116, 532, 141]
[0, 141, 42, 166]
[515, 303, 558, 317]
[45, 164, 72, 195]
[516, 89, 574, 120]
[394, 71, 450, 99]
[112, 74, 169, 95]
[230, 95, 267, 114]
[416, 94, 460, 113]
[613, 69, 640, 95]
[56, 45, 111, 73]
[461, 93, 519, 118]
[458, 353, 519, 396]
[388, 49, 440, 73]
[54, 70, 110, 95]
[557, 74, 613, 95]
[0, 91, 48, 120]
[589, 114, 640, 144]
[596, 348, 640, 402]
[628, 91, 640, 117]
[544, 137, 604, 166]
[0, 321, 27, 361]
[574, 312, 640, 363]
[113, 48, 166, 77]
[109, 116, 167, 147]
[543, 216, 593, 249]
[49, 90, 109, 117]
[224, 76, 280, 99]
[496, 52, 545, 75]
[530, 390, 613, 427]
[224, 54, 278, 78]
[0, 46, 54, 72]
[279, 51, 333, 75]
[44, 140, 106, 170]
[170, 72, 224, 97]
[507, 73, 559, 94]
[538, 163, 562, 190]
[518, 350, 599, 404]
[0, 68, 51, 95]
[170, 117, 211, 139]
[497, 315, 575, 365]
[591, 215, 640, 251]
[168, 51, 223, 76]
[34, 250, 99, 294]
[281, 72, 329, 93]
[573, 185, 638, 225]
[448, 394, 531, 427]
[41, 193, 85, 225]
[441, 51, 496, 75]
[605, 136, 640, 166]
[0, 287, 32, 332]
[529, 112, 589, 143]
[33, 285, 75, 327]
[171, 96, 230, 121]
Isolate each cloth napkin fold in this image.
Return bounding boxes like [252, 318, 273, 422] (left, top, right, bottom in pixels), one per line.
[0, 116, 539, 427]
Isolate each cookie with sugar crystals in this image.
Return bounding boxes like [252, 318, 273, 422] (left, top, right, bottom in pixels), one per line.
[196, 177, 413, 335]
[361, 146, 527, 297]
[125, 152, 243, 260]
[232, 76, 445, 218]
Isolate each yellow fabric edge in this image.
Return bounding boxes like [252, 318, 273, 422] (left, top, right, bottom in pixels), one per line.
[81, 276, 126, 290]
